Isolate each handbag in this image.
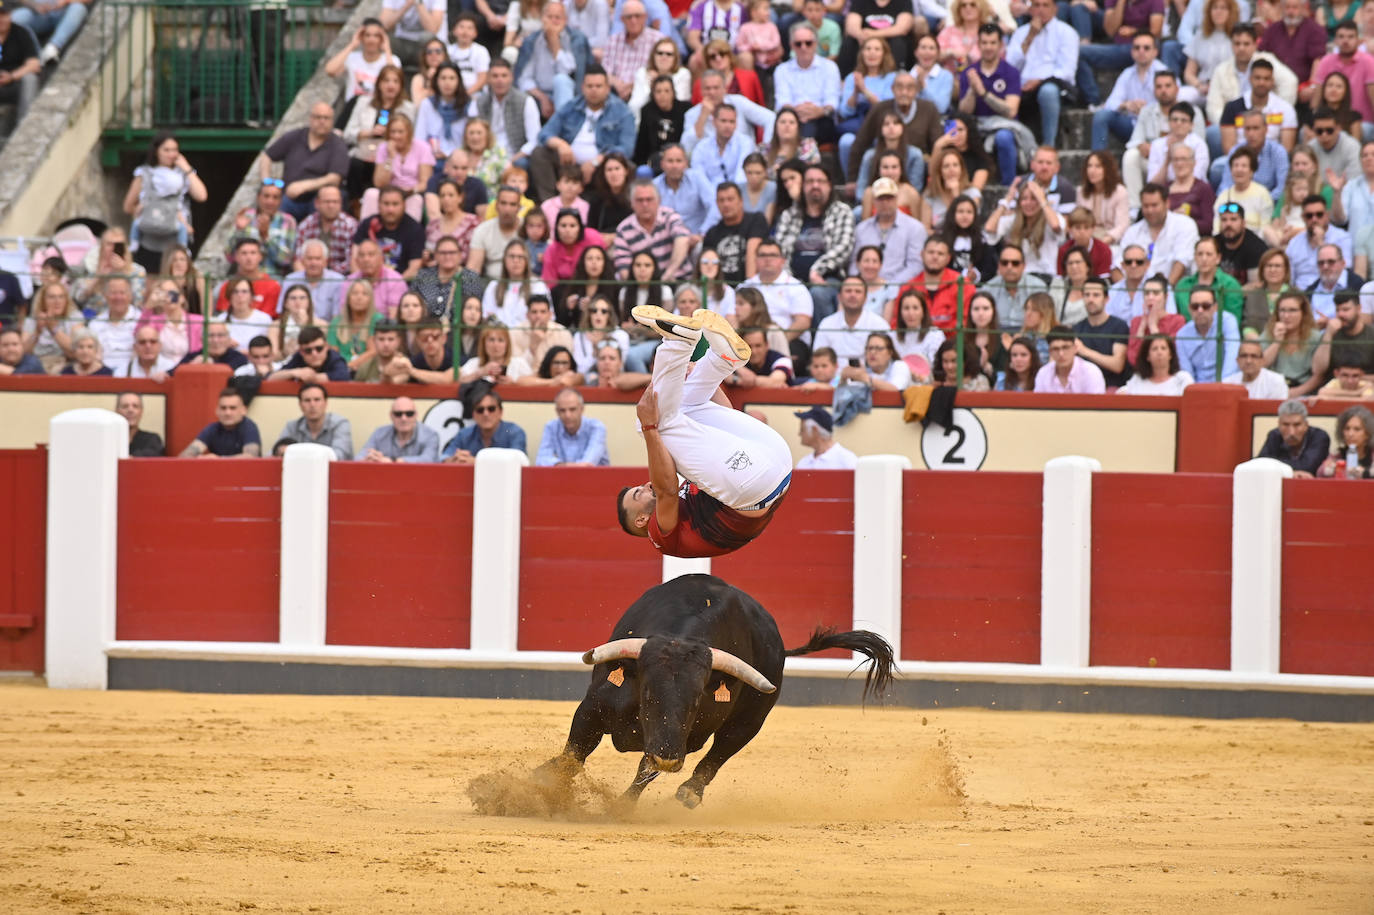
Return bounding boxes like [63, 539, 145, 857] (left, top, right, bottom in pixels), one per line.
[139, 195, 182, 237]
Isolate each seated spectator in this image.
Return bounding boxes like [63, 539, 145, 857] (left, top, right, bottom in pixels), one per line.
[1216, 204, 1270, 291]
[633, 37, 691, 117]
[1215, 152, 1276, 235]
[411, 239, 484, 323]
[939, 194, 996, 282]
[776, 165, 855, 321]
[1225, 338, 1296, 397]
[0, 326, 42, 376]
[1242, 248, 1294, 335]
[588, 338, 650, 388]
[1317, 349, 1374, 399]
[1306, 243, 1367, 323]
[912, 33, 954, 114]
[611, 179, 693, 280]
[835, 331, 911, 391]
[571, 295, 632, 373]
[115, 391, 164, 456]
[795, 345, 841, 392]
[325, 17, 402, 100]
[358, 396, 440, 462]
[349, 238, 408, 319]
[58, 330, 111, 376]
[583, 153, 634, 236]
[1166, 146, 1217, 236]
[461, 119, 509, 201]
[1012, 291, 1055, 362]
[0, 2, 40, 121]
[985, 179, 1064, 280]
[481, 239, 548, 326]
[734, 0, 783, 73]
[1175, 285, 1241, 383]
[691, 103, 754, 186]
[1313, 291, 1374, 378]
[1006, 0, 1077, 146]
[728, 327, 794, 390]
[510, 294, 575, 365]
[329, 279, 381, 368]
[259, 102, 349, 222]
[359, 116, 435, 225]
[12, 0, 90, 67]
[1257, 398, 1331, 474]
[699, 185, 766, 285]
[123, 133, 207, 272]
[852, 247, 903, 317]
[1176, 237, 1246, 322]
[838, 37, 899, 137]
[1118, 333, 1195, 394]
[998, 335, 1042, 391]
[524, 206, 552, 277]
[1287, 195, 1353, 290]
[223, 277, 273, 351]
[540, 166, 591, 233]
[179, 388, 262, 458]
[463, 59, 534, 170]
[1071, 276, 1131, 387]
[22, 280, 81, 372]
[535, 387, 609, 465]
[934, 337, 991, 390]
[213, 238, 281, 316]
[1123, 71, 1203, 212]
[1267, 168, 1319, 249]
[1127, 274, 1186, 366]
[1215, 109, 1289, 197]
[774, 22, 841, 143]
[602, 0, 661, 99]
[1316, 403, 1374, 476]
[236, 335, 278, 379]
[442, 388, 528, 462]
[514, 1, 590, 119]
[795, 406, 857, 468]
[1342, 142, 1374, 264]
[1205, 23, 1297, 135]
[74, 227, 147, 314]
[415, 64, 471, 163]
[269, 325, 352, 382]
[460, 321, 533, 383]
[811, 276, 893, 366]
[355, 186, 426, 281]
[86, 276, 140, 374]
[1179, 0, 1241, 106]
[410, 37, 449, 106]
[738, 240, 815, 342]
[853, 180, 927, 283]
[1309, 107, 1363, 186]
[528, 66, 636, 202]
[406, 320, 458, 383]
[543, 207, 605, 287]
[123, 325, 171, 381]
[294, 186, 358, 279]
[280, 239, 346, 324]
[891, 289, 945, 374]
[1118, 184, 1200, 287]
[727, 285, 790, 355]
[634, 74, 691, 168]
[683, 67, 774, 158]
[1217, 59, 1298, 173]
[1092, 33, 1167, 152]
[1313, 23, 1374, 132]
[175, 321, 248, 373]
[981, 241, 1049, 329]
[964, 290, 1007, 381]
[276, 383, 354, 461]
[518, 343, 585, 386]
[341, 65, 414, 202]
[352, 321, 414, 383]
[1057, 208, 1112, 279]
[653, 145, 714, 238]
[954, 25, 1023, 186]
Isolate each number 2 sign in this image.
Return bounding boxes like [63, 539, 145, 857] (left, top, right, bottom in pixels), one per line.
[920, 408, 988, 471]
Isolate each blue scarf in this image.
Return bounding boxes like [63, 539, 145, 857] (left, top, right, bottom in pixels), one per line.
[438, 98, 461, 140]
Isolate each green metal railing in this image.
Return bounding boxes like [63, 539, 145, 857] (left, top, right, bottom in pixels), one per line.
[100, 0, 339, 138]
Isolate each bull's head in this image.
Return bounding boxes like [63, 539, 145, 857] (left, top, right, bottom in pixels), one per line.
[582, 636, 776, 771]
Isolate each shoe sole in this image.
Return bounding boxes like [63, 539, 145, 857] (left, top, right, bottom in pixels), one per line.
[631, 305, 702, 340]
[692, 309, 751, 361]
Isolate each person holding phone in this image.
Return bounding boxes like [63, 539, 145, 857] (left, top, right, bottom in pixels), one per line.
[73, 227, 148, 315]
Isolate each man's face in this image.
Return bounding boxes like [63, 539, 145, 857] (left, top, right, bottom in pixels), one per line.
[632, 186, 659, 222]
[744, 332, 769, 367]
[756, 247, 782, 279]
[597, 345, 622, 379]
[391, 398, 417, 434]
[1189, 295, 1216, 331]
[1314, 118, 1340, 151]
[1318, 247, 1345, 284]
[206, 325, 231, 356]
[874, 191, 898, 220]
[700, 75, 726, 105]
[1336, 366, 1365, 389]
[355, 243, 381, 275]
[1130, 35, 1156, 66]
[1337, 300, 1363, 330]
[660, 146, 686, 180]
[236, 243, 263, 274]
[923, 241, 951, 273]
[418, 328, 445, 355]
[892, 75, 917, 109]
[1083, 285, 1106, 315]
[473, 395, 502, 432]
[106, 281, 133, 313]
[299, 387, 327, 422]
[1154, 75, 1178, 106]
[583, 73, 610, 107]
[134, 329, 161, 362]
[810, 355, 836, 383]
[485, 62, 512, 99]
[379, 192, 404, 226]
[0, 332, 21, 366]
[301, 245, 326, 277]
[435, 242, 461, 272]
[839, 280, 866, 311]
[249, 344, 274, 374]
[717, 187, 742, 222]
[803, 170, 829, 207]
[977, 32, 1003, 64]
[527, 300, 551, 327]
[374, 330, 400, 357]
[116, 394, 143, 427]
[1278, 412, 1308, 447]
[1031, 150, 1057, 185]
[1362, 143, 1374, 179]
[1231, 31, 1256, 63]
[1236, 344, 1264, 379]
[1336, 26, 1360, 55]
[300, 336, 329, 369]
[1281, 0, 1305, 24]
[1048, 338, 1075, 369]
[316, 187, 342, 220]
[555, 392, 583, 433]
[543, 2, 567, 34]
[714, 108, 737, 142]
[619, 1, 644, 37]
[1219, 209, 1245, 240]
[1140, 192, 1166, 227]
[1029, 0, 1055, 24]
[1122, 247, 1148, 281]
[258, 185, 282, 215]
[309, 104, 334, 137]
[216, 395, 245, 428]
[791, 26, 817, 65]
[1195, 242, 1219, 273]
[1304, 202, 1329, 233]
[496, 191, 521, 228]
[446, 150, 471, 183]
[1251, 68, 1274, 97]
[998, 248, 1025, 283]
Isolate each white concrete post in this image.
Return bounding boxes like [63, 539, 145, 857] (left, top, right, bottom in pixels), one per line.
[45, 409, 128, 689]
[663, 555, 711, 582]
[1231, 458, 1292, 674]
[853, 455, 912, 656]
[279, 444, 335, 647]
[469, 448, 529, 652]
[1040, 456, 1101, 668]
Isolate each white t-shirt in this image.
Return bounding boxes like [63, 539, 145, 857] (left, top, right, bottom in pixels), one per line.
[1223, 367, 1289, 400]
[447, 41, 492, 92]
[384, 0, 446, 41]
[570, 110, 603, 164]
[1117, 371, 1195, 395]
[737, 272, 814, 326]
[88, 307, 143, 376]
[343, 50, 403, 99]
[893, 326, 944, 372]
[797, 442, 859, 470]
[225, 310, 273, 351]
[469, 220, 521, 278]
[811, 309, 893, 362]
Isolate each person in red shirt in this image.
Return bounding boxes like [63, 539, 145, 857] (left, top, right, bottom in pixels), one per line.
[617, 306, 792, 557]
[213, 237, 282, 317]
[894, 235, 964, 330]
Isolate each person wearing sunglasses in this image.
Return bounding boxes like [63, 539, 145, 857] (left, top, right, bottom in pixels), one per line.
[1174, 284, 1240, 384]
[269, 325, 353, 383]
[617, 306, 793, 558]
[773, 22, 841, 143]
[1308, 108, 1363, 190]
[441, 388, 528, 463]
[1285, 195, 1353, 289]
[359, 396, 440, 463]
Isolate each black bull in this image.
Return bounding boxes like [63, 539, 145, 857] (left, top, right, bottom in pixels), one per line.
[535, 574, 896, 809]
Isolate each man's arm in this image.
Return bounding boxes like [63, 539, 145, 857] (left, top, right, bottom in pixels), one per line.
[638, 388, 679, 535]
[180, 437, 208, 457]
[1076, 338, 1127, 374]
[580, 420, 609, 465]
[663, 234, 692, 279]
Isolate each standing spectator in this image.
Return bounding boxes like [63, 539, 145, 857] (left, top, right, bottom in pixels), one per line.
[601, 0, 661, 101]
[294, 186, 358, 278]
[276, 383, 354, 461]
[1034, 324, 1107, 393]
[1005, 0, 1077, 146]
[228, 181, 298, 277]
[1256, 398, 1330, 475]
[1224, 338, 1291, 398]
[1259, 0, 1327, 109]
[442, 389, 528, 461]
[1175, 285, 1241, 383]
[123, 132, 207, 273]
[795, 406, 857, 469]
[358, 396, 440, 462]
[1117, 184, 1200, 287]
[775, 165, 855, 323]
[0, 1, 40, 121]
[611, 180, 693, 280]
[527, 66, 635, 201]
[259, 103, 349, 222]
[115, 392, 165, 456]
[774, 22, 842, 143]
[535, 387, 609, 465]
[324, 18, 402, 100]
[179, 388, 262, 458]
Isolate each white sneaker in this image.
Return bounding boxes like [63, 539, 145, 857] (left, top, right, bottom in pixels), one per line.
[40, 44, 59, 66]
[631, 305, 702, 344]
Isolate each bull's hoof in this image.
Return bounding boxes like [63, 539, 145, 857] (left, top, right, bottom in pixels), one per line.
[530, 753, 580, 790]
[675, 784, 703, 809]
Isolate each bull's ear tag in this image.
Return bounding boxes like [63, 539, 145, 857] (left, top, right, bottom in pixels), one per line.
[607, 667, 625, 687]
[714, 682, 730, 702]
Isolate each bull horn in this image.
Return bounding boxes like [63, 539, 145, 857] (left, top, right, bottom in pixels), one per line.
[710, 649, 777, 694]
[582, 638, 647, 665]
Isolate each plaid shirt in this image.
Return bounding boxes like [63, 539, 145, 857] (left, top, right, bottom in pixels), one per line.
[296, 212, 359, 275]
[775, 198, 855, 281]
[601, 27, 662, 86]
[226, 210, 298, 276]
[611, 208, 690, 280]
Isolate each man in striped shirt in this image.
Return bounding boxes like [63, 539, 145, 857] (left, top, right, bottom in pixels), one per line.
[611, 180, 693, 281]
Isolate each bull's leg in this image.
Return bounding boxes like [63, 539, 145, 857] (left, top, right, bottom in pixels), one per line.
[532, 699, 606, 787]
[675, 708, 772, 809]
[621, 754, 661, 803]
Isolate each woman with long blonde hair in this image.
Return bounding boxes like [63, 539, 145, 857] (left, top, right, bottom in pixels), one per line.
[329, 279, 381, 368]
[922, 147, 981, 231]
[21, 281, 81, 372]
[1260, 290, 1324, 395]
[984, 179, 1065, 279]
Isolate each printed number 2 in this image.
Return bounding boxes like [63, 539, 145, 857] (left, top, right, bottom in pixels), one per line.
[941, 425, 967, 465]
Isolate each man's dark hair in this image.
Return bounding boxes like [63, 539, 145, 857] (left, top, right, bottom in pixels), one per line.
[361, 16, 384, 29]
[923, 235, 951, 252]
[977, 21, 1002, 37]
[496, 184, 522, 199]
[1153, 69, 1177, 84]
[1334, 290, 1361, 309]
[616, 488, 648, 537]
[487, 56, 511, 72]
[298, 382, 327, 401]
[218, 387, 245, 404]
[456, 11, 482, 29]
[716, 181, 742, 198]
[1303, 194, 1327, 210]
[1335, 20, 1360, 35]
[374, 321, 401, 335]
[1189, 285, 1217, 306]
[1250, 58, 1274, 75]
[1333, 348, 1367, 371]
[1313, 107, 1339, 123]
[248, 335, 271, 350]
[757, 239, 782, 255]
[378, 184, 406, 202]
[1140, 183, 1167, 202]
[233, 236, 262, 253]
[1082, 276, 1109, 295]
[996, 240, 1022, 258]
[0, 327, 22, 342]
[583, 62, 608, 80]
[297, 325, 327, 347]
[272, 437, 298, 455]
[812, 346, 838, 362]
[1046, 324, 1076, 346]
[1229, 22, 1257, 40]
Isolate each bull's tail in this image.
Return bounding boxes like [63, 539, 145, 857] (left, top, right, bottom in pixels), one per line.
[784, 628, 897, 704]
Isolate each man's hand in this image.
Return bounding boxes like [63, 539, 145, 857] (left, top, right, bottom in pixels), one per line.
[636, 386, 660, 427]
[551, 137, 575, 165]
[235, 207, 253, 231]
[965, 68, 984, 96]
[1023, 78, 1041, 93]
[362, 448, 391, 463]
[446, 449, 476, 464]
[1326, 167, 1348, 193]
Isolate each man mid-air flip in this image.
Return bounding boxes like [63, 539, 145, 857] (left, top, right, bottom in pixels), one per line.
[616, 306, 793, 557]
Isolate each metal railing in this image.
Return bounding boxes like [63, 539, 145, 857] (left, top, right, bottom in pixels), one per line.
[99, 0, 341, 133]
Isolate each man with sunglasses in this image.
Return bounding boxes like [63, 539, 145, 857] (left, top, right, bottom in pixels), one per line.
[227, 181, 298, 278]
[269, 326, 352, 383]
[1285, 195, 1352, 289]
[1304, 244, 1365, 323]
[1175, 286, 1240, 384]
[1214, 202, 1268, 286]
[773, 22, 841, 143]
[441, 389, 528, 463]
[359, 396, 439, 462]
[983, 241, 1048, 330]
[617, 306, 792, 557]
[1309, 108, 1362, 187]
[1106, 244, 1154, 322]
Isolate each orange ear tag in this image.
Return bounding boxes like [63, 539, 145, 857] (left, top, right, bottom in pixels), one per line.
[714, 682, 730, 702]
[607, 667, 624, 687]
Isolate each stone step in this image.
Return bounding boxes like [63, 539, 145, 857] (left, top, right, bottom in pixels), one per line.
[1057, 108, 1126, 155]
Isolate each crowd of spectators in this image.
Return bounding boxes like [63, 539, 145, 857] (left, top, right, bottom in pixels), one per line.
[3, 0, 1374, 472]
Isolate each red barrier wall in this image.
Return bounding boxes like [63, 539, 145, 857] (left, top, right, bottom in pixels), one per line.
[326, 463, 475, 648]
[1090, 474, 1232, 669]
[116, 460, 282, 641]
[1280, 480, 1374, 676]
[901, 472, 1041, 663]
[517, 467, 662, 651]
[0, 449, 46, 672]
[715, 471, 854, 655]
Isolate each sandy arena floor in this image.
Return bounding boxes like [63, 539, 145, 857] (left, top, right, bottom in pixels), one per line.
[0, 680, 1371, 913]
